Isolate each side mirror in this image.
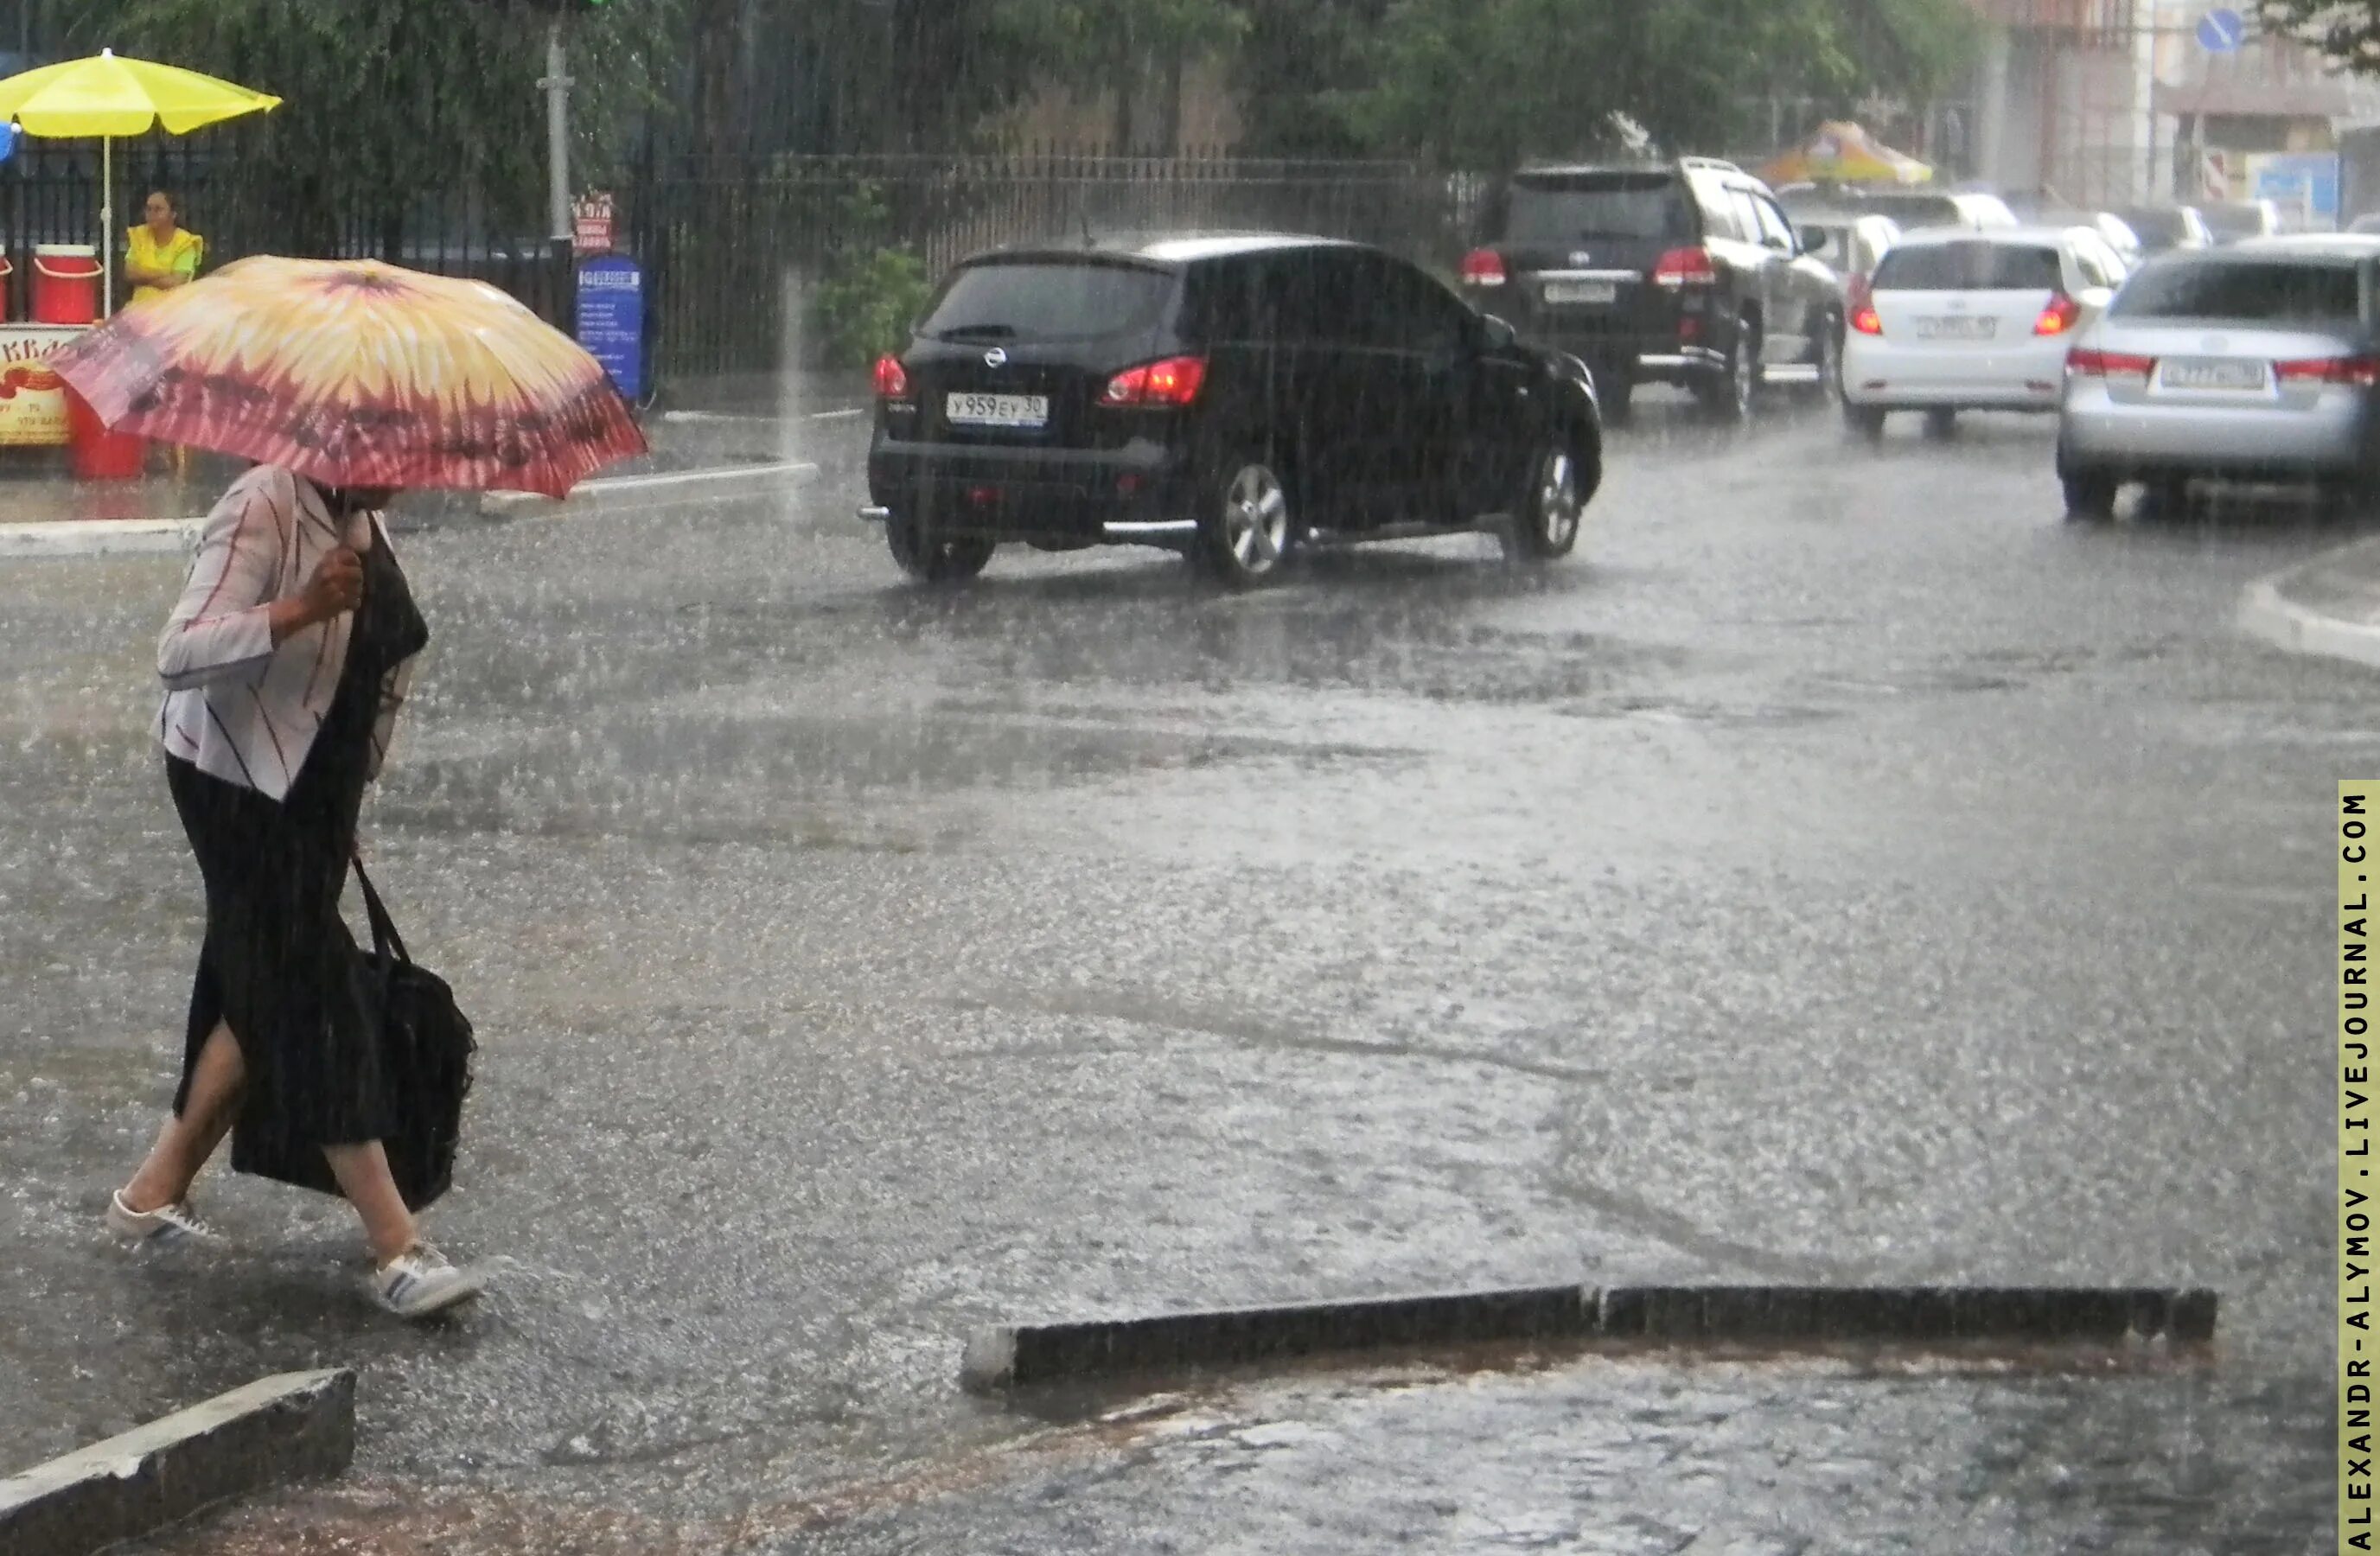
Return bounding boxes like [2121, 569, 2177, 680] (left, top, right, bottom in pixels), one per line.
[1479, 314, 1518, 352]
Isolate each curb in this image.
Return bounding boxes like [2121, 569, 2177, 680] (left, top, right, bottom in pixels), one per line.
[477, 458, 819, 520]
[0, 517, 202, 558]
[0, 1368, 354, 1556]
[0, 462, 825, 558]
[2239, 549, 2380, 671]
[958, 1284, 2219, 1393]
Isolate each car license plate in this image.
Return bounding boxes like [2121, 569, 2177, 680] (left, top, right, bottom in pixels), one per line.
[945, 392, 1049, 428]
[1542, 280, 1618, 305]
[1915, 316, 1995, 341]
[2158, 357, 2267, 392]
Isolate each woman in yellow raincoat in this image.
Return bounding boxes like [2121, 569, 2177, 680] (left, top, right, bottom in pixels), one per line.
[124, 189, 203, 307]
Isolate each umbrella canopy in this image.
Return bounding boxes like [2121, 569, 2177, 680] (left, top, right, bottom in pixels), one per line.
[48, 256, 648, 498]
[1760, 121, 1932, 188]
[0, 48, 280, 135]
[0, 49, 281, 315]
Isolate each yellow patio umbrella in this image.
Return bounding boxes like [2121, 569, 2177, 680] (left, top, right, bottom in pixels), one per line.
[1760, 121, 1933, 188]
[0, 49, 281, 316]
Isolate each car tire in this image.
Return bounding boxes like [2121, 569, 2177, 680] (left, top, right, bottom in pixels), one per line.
[1924, 408, 1957, 438]
[885, 513, 996, 585]
[1502, 436, 1588, 564]
[2146, 475, 2192, 517]
[1842, 402, 1885, 440]
[1700, 313, 1758, 424]
[1194, 454, 1295, 588]
[1599, 377, 1633, 427]
[2061, 469, 2119, 520]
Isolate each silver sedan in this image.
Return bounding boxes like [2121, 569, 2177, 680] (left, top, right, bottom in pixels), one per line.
[2054, 236, 2380, 516]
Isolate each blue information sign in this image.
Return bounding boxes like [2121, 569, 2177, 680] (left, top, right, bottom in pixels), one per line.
[2197, 7, 2245, 53]
[2251, 152, 2342, 223]
[575, 255, 643, 402]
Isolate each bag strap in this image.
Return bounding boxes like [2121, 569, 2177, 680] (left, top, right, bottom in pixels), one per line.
[350, 858, 412, 966]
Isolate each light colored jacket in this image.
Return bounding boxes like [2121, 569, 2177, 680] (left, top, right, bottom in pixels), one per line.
[156, 465, 415, 800]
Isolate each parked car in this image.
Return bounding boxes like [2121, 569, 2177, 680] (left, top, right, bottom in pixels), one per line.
[861, 232, 1605, 587]
[2350, 213, 2380, 236]
[2115, 204, 2217, 255]
[1822, 188, 2022, 233]
[1790, 212, 1902, 301]
[2200, 199, 2283, 244]
[1841, 226, 2125, 437]
[2056, 236, 2380, 517]
[1459, 157, 1844, 423]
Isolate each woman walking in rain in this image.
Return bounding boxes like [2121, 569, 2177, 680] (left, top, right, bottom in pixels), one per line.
[50, 256, 646, 1319]
[106, 462, 486, 1320]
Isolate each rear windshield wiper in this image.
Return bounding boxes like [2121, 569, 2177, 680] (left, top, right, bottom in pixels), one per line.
[934, 322, 1019, 340]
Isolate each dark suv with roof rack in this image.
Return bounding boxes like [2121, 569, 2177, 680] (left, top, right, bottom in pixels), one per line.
[1459, 157, 1845, 422]
[861, 232, 1604, 588]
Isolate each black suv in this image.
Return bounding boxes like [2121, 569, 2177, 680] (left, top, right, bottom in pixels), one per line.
[862, 233, 1603, 587]
[1460, 158, 1844, 422]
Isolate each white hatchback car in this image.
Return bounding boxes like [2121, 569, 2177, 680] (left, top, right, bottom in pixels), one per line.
[1841, 226, 2126, 437]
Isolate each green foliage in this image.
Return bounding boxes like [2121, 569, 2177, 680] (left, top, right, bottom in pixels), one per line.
[808, 185, 933, 367]
[2259, 0, 2380, 72]
[72, 0, 678, 249]
[1307, 0, 1980, 167]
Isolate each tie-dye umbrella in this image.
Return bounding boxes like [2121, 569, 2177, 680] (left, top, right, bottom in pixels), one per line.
[47, 255, 646, 497]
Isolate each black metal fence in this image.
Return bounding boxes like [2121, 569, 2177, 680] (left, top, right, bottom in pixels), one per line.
[631, 151, 1484, 382]
[0, 129, 566, 323]
[3, 138, 1480, 393]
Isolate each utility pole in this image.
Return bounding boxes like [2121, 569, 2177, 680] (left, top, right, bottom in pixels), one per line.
[539, 19, 574, 325]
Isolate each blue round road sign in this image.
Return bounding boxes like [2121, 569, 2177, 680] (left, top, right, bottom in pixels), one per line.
[2198, 7, 2245, 53]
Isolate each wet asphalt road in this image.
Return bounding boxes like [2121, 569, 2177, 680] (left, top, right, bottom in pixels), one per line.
[0, 387, 2363, 1551]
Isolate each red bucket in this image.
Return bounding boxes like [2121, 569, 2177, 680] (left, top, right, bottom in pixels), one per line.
[67, 387, 144, 480]
[34, 245, 99, 324]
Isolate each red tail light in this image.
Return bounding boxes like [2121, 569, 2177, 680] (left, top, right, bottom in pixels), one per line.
[1103, 354, 1208, 408]
[2276, 354, 2380, 387]
[1850, 305, 1883, 336]
[1460, 248, 1507, 287]
[2065, 348, 2155, 381]
[873, 354, 910, 400]
[2032, 294, 2083, 335]
[1652, 247, 1718, 288]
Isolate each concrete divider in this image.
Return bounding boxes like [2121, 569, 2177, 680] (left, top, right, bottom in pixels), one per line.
[960, 1284, 2218, 1393]
[0, 517, 203, 558]
[0, 1368, 354, 1556]
[478, 459, 819, 520]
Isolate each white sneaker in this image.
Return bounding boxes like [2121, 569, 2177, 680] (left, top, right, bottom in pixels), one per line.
[106, 1190, 219, 1247]
[369, 1244, 486, 1320]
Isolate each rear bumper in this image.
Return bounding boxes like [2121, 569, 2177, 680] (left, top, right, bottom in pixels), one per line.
[2057, 383, 2379, 478]
[865, 438, 1195, 545]
[1841, 337, 2067, 411]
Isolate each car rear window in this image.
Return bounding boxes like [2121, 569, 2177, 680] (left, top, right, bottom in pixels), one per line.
[2119, 208, 2188, 245]
[2113, 260, 2364, 323]
[1873, 242, 2063, 291]
[917, 260, 1174, 341]
[1503, 172, 1693, 242]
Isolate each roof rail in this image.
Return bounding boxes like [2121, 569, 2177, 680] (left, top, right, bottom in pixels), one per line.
[1679, 156, 1744, 174]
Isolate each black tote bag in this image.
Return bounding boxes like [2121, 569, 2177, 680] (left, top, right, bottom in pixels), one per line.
[234, 863, 475, 1212]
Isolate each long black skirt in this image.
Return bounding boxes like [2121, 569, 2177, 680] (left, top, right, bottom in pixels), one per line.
[167, 753, 397, 1170]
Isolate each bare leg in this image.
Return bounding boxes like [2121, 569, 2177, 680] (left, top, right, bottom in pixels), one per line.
[322, 1141, 417, 1266]
[121, 1022, 245, 1213]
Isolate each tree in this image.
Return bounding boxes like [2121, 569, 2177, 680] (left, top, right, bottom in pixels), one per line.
[1230, 0, 1394, 156]
[991, 0, 1249, 151]
[73, 0, 678, 253]
[1338, 0, 1978, 169]
[2258, 0, 2380, 71]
